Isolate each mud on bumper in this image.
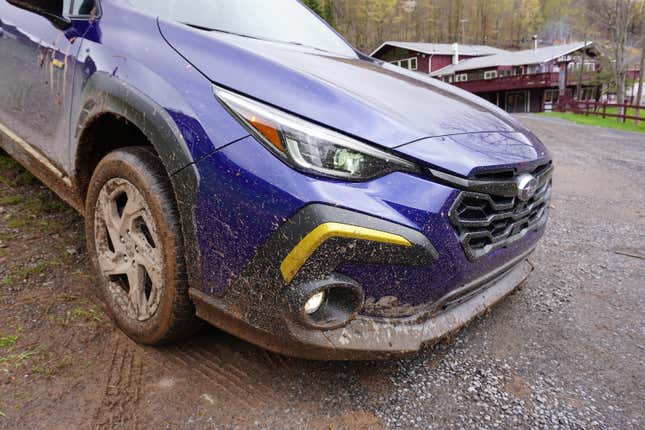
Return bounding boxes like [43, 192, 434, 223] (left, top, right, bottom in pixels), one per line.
[189, 204, 535, 360]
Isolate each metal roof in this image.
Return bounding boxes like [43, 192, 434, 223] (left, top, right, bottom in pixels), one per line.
[371, 41, 508, 58]
[430, 42, 596, 76]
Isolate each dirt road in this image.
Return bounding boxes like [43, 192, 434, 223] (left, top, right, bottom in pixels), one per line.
[1, 115, 644, 429]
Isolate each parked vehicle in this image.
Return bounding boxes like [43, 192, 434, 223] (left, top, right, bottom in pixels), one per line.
[0, 0, 552, 360]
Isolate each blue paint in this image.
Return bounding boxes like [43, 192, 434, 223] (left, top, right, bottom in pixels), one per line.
[0, 0, 551, 319]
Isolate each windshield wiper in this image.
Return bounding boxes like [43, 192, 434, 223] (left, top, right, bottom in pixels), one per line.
[183, 22, 336, 55]
[182, 23, 264, 41]
[282, 41, 334, 54]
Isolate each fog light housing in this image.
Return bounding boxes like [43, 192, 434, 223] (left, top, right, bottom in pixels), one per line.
[285, 273, 364, 330]
[304, 291, 326, 315]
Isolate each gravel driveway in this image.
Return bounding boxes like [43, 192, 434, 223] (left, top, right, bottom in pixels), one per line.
[0, 114, 643, 429]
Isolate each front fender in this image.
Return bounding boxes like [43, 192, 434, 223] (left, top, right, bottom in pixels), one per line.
[74, 71, 194, 174]
[73, 71, 203, 289]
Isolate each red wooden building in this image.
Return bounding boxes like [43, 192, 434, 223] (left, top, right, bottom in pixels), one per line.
[429, 42, 603, 113]
[370, 42, 508, 75]
[371, 41, 618, 114]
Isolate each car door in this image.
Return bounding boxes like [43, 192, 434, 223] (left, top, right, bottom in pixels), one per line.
[0, 0, 94, 174]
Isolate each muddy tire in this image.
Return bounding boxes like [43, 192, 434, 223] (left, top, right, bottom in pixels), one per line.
[85, 147, 197, 345]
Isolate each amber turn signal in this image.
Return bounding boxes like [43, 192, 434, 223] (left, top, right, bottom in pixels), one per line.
[247, 115, 285, 152]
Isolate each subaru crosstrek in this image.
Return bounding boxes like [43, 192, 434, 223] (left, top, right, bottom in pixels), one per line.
[0, 0, 552, 359]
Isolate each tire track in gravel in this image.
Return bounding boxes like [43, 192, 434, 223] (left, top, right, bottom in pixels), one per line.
[93, 337, 144, 430]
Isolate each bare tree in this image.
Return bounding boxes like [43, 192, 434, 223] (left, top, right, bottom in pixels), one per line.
[587, 0, 642, 114]
[636, 14, 645, 108]
[332, 0, 643, 60]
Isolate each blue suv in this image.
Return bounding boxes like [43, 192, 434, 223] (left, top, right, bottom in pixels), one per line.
[0, 0, 552, 359]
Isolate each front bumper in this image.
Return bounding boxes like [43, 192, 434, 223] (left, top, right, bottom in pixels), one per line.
[189, 135, 547, 360]
[190, 251, 533, 360]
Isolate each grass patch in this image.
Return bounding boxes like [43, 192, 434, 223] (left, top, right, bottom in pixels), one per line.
[30, 260, 49, 274]
[37, 196, 69, 214]
[14, 171, 38, 186]
[6, 216, 28, 229]
[0, 232, 15, 241]
[0, 335, 18, 349]
[2, 260, 55, 285]
[541, 112, 645, 133]
[603, 106, 644, 117]
[0, 195, 23, 206]
[0, 350, 36, 367]
[0, 154, 38, 187]
[32, 355, 72, 378]
[54, 302, 103, 326]
[0, 154, 17, 171]
[0, 155, 16, 187]
[69, 304, 102, 322]
[21, 191, 70, 215]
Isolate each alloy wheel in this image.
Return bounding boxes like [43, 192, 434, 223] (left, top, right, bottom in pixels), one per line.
[94, 178, 163, 321]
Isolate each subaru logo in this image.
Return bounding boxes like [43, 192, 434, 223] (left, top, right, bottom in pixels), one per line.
[516, 174, 538, 201]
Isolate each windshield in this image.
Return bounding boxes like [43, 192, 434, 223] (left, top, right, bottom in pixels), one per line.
[123, 0, 356, 56]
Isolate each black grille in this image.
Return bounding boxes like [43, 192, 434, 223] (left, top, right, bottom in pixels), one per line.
[449, 167, 552, 261]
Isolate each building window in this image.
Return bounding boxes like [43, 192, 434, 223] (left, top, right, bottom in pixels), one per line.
[580, 87, 596, 101]
[568, 62, 597, 72]
[390, 57, 418, 71]
[526, 65, 543, 74]
[544, 89, 559, 103]
[456, 74, 468, 82]
[484, 70, 498, 80]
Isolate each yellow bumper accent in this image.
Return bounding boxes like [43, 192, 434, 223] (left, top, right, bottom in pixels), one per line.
[280, 223, 412, 283]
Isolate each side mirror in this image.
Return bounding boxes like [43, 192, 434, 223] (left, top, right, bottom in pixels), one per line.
[7, 0, 71, 29]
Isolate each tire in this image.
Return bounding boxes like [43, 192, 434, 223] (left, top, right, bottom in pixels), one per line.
[85, 147, 197, 345]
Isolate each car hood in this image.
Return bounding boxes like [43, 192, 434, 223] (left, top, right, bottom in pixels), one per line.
[159, 20, 547, 174]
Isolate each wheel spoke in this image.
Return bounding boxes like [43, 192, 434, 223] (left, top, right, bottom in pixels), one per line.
[98, 189, 125, 254]
[132, 232, 163, 287]
[126, 265, 148, 319]
[120, 186, 146, 235]
[98, 251, 129, 276]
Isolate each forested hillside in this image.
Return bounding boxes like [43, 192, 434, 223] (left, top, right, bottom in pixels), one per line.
[305, 0, 642, 54]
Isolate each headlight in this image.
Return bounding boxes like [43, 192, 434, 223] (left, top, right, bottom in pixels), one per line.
[214, 87, 418, 181]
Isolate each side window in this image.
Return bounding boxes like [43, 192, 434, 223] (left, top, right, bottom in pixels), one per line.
[391, 58, 417, 71]
[70, 0, 96, 16]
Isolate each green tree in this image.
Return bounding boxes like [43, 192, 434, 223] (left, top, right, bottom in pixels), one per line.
[322, 0, 336, 27]
[302, 0, 322, 16]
